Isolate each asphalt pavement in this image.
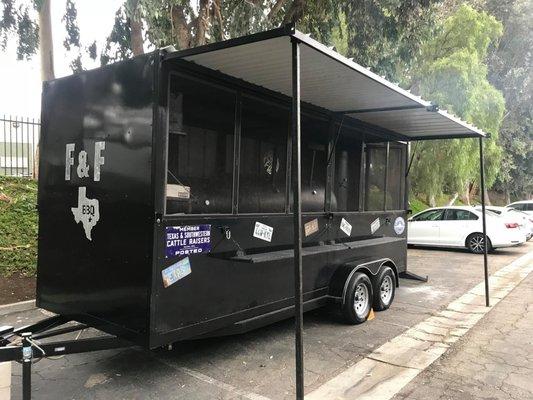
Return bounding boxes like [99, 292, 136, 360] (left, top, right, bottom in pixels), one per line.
[1, 242, 531, 399]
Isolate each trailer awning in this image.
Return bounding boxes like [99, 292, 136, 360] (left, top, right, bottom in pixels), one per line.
[164, 25, 486, 141]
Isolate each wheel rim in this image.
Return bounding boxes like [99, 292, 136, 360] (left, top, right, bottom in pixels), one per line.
[353, 283, 369, 318]
[380, 275, 393, 304]
[471, 235, 485, 252]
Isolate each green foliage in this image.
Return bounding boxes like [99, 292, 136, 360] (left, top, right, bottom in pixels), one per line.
[0, 0, 39, 60]
[101, 6, 134, 65]
[62, 0, 80, 51]
[409, 197, 429, 214]
[410, 5, 505, 200]
[486, 0, 533, 199]
[0, 177, 38, 276]
[339, 0, 440, 82]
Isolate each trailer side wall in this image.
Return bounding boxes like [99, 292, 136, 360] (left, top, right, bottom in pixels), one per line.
[37, 54, 157, 342]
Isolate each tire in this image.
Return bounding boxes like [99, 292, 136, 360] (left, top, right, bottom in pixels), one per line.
[342, 272, 373, 324]
[467, 233, 492, 254]
[373, 266, 396, 311]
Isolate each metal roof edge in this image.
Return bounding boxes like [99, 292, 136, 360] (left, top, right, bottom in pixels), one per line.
[290, 30, 487, 139]
[163, 24, 295, 61]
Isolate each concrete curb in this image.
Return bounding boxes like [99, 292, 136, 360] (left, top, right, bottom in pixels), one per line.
[0, 299, 36, 317]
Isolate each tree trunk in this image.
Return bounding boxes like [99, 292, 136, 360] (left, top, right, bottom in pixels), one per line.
[447, 192, 459, 206]
[171, 5, 192, 49]
[38, 0, 54, 82]
[283, 0, 305, 24]
[35, 0, 55, 180]
[460, 184, 471, 205]
[195, 0, 210, 47]
[129, 0, 144, 56]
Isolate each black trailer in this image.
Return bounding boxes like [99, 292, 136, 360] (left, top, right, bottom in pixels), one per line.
[1, 24, 490, 399]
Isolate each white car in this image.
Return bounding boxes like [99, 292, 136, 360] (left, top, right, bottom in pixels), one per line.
[408, 206, 526, 253]
[506, 200, 533, 216]
[475, 206, 533, 241]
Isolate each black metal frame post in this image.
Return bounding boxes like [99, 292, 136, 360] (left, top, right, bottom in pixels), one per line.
[479, 137, 490, 307]
[21, 332, 32, 400]
[291, 37, 304, 400]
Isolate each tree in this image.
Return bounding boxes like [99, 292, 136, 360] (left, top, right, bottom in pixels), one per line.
[485, 0, 532, 201]
[340, 0, 441, 83]
[409, 4, 505, 205]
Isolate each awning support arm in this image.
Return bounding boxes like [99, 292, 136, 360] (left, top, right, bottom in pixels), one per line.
[479, 137, 490, 307]
[291, 37, 305, 400]
[338, 104, 426, 115]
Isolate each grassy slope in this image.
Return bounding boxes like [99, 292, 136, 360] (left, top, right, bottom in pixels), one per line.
[0, 177, 38, 276]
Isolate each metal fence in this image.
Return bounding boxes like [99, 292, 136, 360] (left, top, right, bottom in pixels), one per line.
[0, 115, 40, 178]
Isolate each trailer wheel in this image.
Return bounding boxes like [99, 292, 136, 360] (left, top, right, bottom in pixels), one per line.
[342, 272, 373, 324]
[373, 267, 396, 311]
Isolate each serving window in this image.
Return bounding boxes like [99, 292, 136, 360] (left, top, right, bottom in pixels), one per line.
[166, 73, 235, 214]
[332, 129, 362, 212]
[165, 68, 407, 216]
[364, 143, 406, 211]
[238, 96, 289, 213]
[301, 115, 329, 212]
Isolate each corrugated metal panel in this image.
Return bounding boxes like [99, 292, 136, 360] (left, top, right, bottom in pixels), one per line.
[181, 33, 484, 140]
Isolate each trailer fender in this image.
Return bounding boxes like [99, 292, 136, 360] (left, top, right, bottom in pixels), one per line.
[328, 258, 398, 303]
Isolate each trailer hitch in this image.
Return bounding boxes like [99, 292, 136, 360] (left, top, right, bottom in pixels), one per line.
[0, 316, 131, 399]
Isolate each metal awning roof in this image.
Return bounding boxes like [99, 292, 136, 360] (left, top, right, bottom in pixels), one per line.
[164, 25, 485, 141]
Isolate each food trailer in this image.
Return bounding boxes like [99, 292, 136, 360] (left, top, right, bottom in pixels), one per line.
[1, 24, 490, 399]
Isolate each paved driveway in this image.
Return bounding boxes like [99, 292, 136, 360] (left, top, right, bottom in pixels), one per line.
[1, 243, 531, 399]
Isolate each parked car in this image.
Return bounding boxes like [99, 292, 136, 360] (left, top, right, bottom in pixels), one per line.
[475, 206, 533, 241]
[506, 200, 533, 216]
[407, 206, 526, 253]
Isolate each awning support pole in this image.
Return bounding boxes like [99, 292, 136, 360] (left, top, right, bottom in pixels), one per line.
[479, 137, 490, 307]
[291, 37, 304, 400]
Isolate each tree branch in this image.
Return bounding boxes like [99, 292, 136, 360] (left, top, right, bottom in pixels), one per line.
[268, 0, 288, 20]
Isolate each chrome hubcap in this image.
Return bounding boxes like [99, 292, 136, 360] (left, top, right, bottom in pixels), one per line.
[380, 275, 393, 304]
[353, 283, 369, 318]
[471, 236, 485, 252]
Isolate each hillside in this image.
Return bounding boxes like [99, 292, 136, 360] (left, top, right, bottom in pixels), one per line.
[0, 177, 38, 276]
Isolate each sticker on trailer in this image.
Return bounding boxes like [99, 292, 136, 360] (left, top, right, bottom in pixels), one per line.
[340, 218, 352, 236]
[253, 222, 274, 242]
[394, 217, 405, 235]
[304, 219, 319, 237]
[166, 225, 211, 258]
[370, 218, 381, 234]
[162, 257, 192, 288]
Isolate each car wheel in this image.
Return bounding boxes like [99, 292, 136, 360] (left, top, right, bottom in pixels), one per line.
[373, 267, 396, 311]
[467, 233, 492, 254]
[342, 272, 373, 324]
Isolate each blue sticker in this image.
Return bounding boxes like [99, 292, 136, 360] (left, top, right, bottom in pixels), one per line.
[166, 224, 211, 258]
[162, 257, 192, 288]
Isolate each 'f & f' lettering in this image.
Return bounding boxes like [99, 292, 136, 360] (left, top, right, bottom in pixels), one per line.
[64, 142, 106, 182]
[65, 143, 75, 180]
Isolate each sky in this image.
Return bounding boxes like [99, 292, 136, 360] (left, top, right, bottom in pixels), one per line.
[0, 0, 124, 119]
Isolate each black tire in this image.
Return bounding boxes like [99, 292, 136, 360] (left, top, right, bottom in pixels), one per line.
[372, 266, 396, 311]
[342, 272, 373, 324]
[467, 233, 492, 254]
